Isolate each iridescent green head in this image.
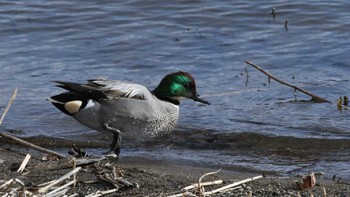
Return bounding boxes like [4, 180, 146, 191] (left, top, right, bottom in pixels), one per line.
[153, 71, 210, 105]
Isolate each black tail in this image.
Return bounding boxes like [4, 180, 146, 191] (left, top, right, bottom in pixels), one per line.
[48, 92, 88, 116]
[53, 81, 107, 100]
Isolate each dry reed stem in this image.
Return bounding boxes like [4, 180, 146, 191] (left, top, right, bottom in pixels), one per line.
[73, 159, 77, 187]
[17, 153, 31, 172]
[38, 166, 81, 194]
[0, 179, 14, 190]
[323, 187, 327, 197]
[168, 173, 262, 197]
[167, 170, 223, 197]
[85, 188, 119, 197]
[0, 88, 17, 126]
[45, 180, 76, 197]
[182, 180, 223, 191]
[204, 175, 263, 195]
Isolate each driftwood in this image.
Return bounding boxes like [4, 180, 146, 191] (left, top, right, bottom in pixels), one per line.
[244, 60, 331, 103]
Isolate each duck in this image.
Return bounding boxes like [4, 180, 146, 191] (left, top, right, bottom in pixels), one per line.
[48, 71, 210, 156]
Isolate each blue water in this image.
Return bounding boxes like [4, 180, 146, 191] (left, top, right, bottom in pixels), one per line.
[0, 0, 350, 179]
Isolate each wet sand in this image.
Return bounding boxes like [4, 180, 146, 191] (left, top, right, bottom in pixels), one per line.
[0, 139, 349, 197]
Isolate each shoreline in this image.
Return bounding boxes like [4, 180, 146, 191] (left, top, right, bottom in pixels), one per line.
[0, 142, 349, 196]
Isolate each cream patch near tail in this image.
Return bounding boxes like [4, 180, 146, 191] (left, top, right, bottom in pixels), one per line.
[64, 100, 82, 114]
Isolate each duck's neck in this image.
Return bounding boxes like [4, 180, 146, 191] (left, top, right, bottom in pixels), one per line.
[152, 90, 180, 105]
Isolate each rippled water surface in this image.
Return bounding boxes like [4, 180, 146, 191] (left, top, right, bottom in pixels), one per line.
[1, 1, 350, 178]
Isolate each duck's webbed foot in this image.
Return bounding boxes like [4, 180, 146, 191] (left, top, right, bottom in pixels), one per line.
[103, 123, 122, 158]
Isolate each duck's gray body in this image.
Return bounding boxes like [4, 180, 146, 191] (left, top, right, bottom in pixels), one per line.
[49, 71, 210, 156]
[50, 79, 179, 137]
[73, 90, 179, 137]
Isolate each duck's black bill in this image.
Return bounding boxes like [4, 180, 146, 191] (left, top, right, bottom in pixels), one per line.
[192, 94, 210, 105]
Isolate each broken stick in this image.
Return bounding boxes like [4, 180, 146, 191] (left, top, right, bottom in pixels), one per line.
[244, 60, 331, 103]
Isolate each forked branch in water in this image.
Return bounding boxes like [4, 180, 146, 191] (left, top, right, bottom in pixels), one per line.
[244, 60, 331, 103]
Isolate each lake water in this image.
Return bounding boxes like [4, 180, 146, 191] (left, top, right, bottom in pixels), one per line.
[0, 0, 350, 179]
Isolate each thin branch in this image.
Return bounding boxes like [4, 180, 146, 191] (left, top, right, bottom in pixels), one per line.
[198, 169, 221, 197]
[0, 132, 66, 158]
[182, 180, 223, 191]
[245, 60, 331, 103]
[205, 175, 263, 194]
[203, 186, 242, 195]
[168, 175, 262, 197]
[0, 88, 17, 126]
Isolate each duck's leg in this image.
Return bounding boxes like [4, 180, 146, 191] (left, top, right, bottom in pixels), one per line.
[103, 123, 122, 156]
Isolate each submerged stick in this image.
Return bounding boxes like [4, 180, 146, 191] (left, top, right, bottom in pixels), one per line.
[244, 60, 331, 103]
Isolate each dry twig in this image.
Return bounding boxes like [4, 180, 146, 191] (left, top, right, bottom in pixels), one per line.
[97, 163, 134, 191]
[197, 169, 221, 197]
[204, 175, 263, 195]
[168, 173, 263, 197]
[182, 180, 223, 191]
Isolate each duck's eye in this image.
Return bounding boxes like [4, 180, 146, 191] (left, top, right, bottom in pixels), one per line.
[185, 83, 191, 88]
